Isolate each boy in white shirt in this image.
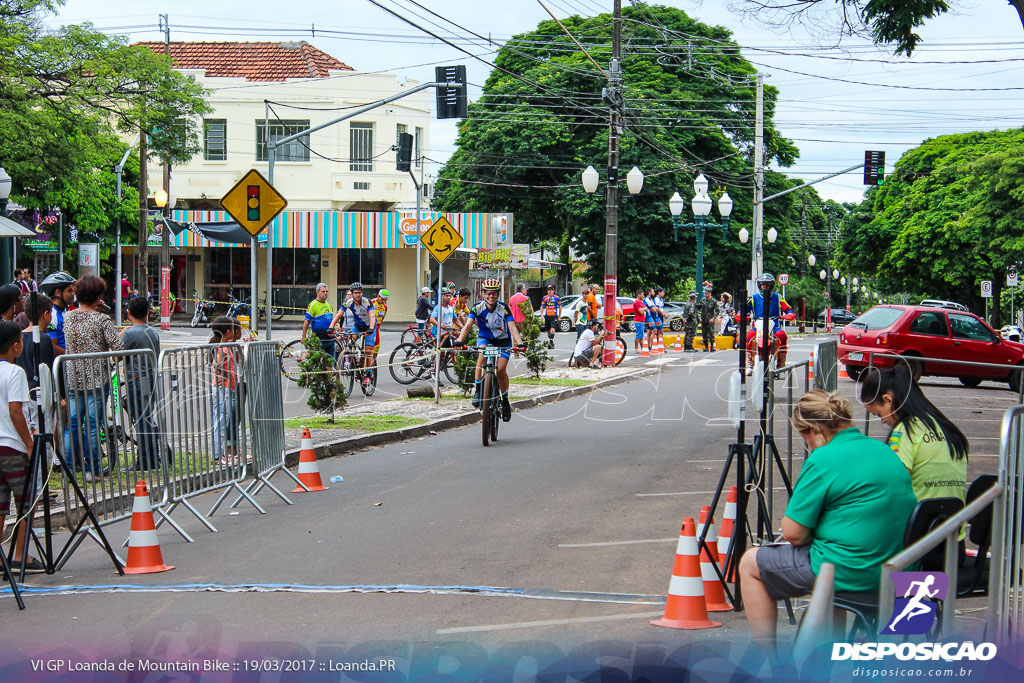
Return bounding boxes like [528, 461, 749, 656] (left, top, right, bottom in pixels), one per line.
[0, 320, 42, 572]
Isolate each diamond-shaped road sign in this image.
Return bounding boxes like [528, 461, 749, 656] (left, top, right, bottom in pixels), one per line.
[219, 169, 288, 236]
[422, 216, 463, 264]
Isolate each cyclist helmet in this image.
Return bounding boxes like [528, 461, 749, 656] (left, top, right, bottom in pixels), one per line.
[40, 270, 76, 295]
[481, 278, 501, 292]
[378, 289, 390, 298]
[350, 281, 363, 291]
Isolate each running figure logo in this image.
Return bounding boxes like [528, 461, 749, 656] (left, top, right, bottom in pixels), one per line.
[882, 571, 949, 635]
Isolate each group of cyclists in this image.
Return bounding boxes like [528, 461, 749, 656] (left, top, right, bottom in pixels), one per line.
[302, 278, 524, 420]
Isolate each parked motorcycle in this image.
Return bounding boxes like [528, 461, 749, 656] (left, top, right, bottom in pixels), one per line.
[191, 289, 216, 328]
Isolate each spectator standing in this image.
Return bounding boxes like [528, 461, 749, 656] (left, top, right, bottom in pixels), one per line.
[682, 291, 699, 351]
[301, 283, 337, 361]
[738, 390, 916, 652]
[15, 292, 55, 393]
[719, 292, 734, 335]
[414, 287, 432, 335]
[573, 293, 590, 339]
[587, 285, 601, 327]
[0, 321, 44, 572]
[539, 285, 561, 350]
[12, 270, 29, 297]
[40, 271, 76, 356]
[121, 297, 162, 470]
[699, 286, 719, 352]
[0, 284, 24, 327]
[509, 283, 531, 325]
[22, 269, 38, 294]
[62, 275, 124, 480]
[632, 288, 648, 353]
[209, 316, 242, 464]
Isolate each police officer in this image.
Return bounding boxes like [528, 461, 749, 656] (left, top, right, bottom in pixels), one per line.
[699, 285, 719, 352]
[682, 291, 699, 352]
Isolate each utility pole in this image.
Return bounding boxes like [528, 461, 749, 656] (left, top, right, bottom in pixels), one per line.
[825, 215, 833, 331]
[160, 13, 171, 330]
[138, 130, 149, 299]
[753, 73, 764, 281]
[800, 191, 807, 277]
[601, 0, 623, 367]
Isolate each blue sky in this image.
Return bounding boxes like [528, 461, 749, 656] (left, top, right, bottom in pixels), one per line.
[47, 0, 1024, 204]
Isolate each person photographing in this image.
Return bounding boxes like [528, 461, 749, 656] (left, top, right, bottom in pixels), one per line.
[573, 319, 606, 368]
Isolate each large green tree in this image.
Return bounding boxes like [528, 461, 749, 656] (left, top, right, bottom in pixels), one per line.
[1, 0, 209, 253]
[433, 4, 801, 295]
[842, 129, 1024, 324]
[731, 1, 1024, 56]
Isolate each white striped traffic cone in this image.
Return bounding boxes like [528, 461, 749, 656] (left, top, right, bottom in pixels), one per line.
[124, 481, 174, 574]
[641, 338, 650, 357]
[673, 335, 683, 353]
[292, 427, 328, 493]
[718, 486, 738, 582]
[698, 506, 733, 612]
[650, 518, 722, 630]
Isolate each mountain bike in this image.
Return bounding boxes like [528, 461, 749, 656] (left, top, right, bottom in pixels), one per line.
[257, 291, 286, 321]
[388, 332, 457, 386]
[278, 334, 342, 383]
[456, 344, 525, 447]
[336, 332, 376, 398]
[400, 323, 434, 345]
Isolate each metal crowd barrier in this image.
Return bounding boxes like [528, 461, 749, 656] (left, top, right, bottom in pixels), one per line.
[813, 340, 838, 392]
[230, 340, 302, 507]
[989, 404, 1024, 651]
[765, 360, 811, 525]
[157, 343, 264, 526]
[52, 349, 189, 565]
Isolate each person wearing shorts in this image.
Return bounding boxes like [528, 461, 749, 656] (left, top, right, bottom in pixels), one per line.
[540, 285, 561, 349]
[369, 289, 389, 359]
[632, 288, 648, 352]
[738, 390, 916, 653]
[654, 287, 667, 349]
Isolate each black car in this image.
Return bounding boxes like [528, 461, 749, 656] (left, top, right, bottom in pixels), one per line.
[817, 308, 857, 326]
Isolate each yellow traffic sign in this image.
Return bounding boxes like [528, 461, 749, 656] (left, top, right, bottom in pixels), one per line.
[422, 216, 463, 263]
[219, 169, 288, 236]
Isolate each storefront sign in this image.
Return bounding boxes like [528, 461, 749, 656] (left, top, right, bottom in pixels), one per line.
[474, 243, 529, 269]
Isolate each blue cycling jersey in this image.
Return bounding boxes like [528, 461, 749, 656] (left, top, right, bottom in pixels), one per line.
[347, 300, 374, 333]
[469, 300, 514, 343]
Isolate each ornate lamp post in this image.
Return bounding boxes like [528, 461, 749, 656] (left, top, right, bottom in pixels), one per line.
[670, 174, 732, 289]
[0, 167, 12, 281]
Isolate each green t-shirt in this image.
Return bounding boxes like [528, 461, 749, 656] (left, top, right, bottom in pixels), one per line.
[574, 298, 589, 324]
[785, 428, 918, 592]
[888, 416, 967, 503]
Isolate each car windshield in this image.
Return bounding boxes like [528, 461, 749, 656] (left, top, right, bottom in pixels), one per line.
[850, 307, 904, 330]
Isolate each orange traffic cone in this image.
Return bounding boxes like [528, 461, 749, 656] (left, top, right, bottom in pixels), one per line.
[292, 427, 328, 492]
[650, 518, 722, 630]
[673, 335, 683, 353]
[808, 350, 815, 383]
[839, 365, 851, 380]
[698, 506, 733, 612]
[124, 481, 174, 574]
[656, 336, 665, 354]
[641, 338, 650, 357]
[718, 487, 738, 582]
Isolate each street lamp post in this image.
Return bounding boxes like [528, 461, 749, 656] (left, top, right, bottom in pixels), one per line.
[669, 174, 732, 290]
[153, 188, 174, 331]
[582, 164, 644, 366]
[0, 167, 12, 281]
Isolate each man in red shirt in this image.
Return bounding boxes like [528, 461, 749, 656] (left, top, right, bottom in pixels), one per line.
[509, 283, 531, 325]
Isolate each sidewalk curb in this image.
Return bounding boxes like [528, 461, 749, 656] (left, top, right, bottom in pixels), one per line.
[284, 367, 663, 467]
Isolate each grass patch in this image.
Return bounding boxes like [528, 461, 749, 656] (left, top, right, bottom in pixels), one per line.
[284, 415, 428, 432]
[509, 377, 596, 387]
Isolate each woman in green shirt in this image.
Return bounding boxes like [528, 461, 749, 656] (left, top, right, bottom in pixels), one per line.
[739, 390, 917, 651]
[859, 365, 968, 504]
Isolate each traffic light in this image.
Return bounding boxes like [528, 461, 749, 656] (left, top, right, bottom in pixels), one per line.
[247, 185, 260, 221]
[864, 150, 886, 185]
[396, 132, 413, 172]
[435, 65, 468, 119]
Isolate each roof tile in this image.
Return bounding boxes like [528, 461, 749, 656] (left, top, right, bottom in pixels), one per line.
[133, 41, 354, 81]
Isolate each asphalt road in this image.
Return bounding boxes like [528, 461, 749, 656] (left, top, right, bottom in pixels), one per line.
[2, 335, 1012, 675]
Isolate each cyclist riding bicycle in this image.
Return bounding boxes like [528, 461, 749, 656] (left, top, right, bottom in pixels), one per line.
[302, 283, 337, 360]
[454, 278, 524, 421]
[329, 282, 377, 385]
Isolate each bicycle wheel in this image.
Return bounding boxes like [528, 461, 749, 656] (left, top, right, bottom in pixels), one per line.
[273, 305, 286, 321]
[489, 374, 500, 442]
[337, 351, 356, 399]
[390, 342, 426, 385]
[440, 349, 459, 385]
[615, 336, 627, 366]
[279, 339, 305, 382]
[400, 326, 421, 345]
[481, 371, 493, 447]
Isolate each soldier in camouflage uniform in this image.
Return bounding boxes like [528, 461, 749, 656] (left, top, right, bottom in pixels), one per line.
[682, 291, 699, 351]
[699, 286, 719, 352]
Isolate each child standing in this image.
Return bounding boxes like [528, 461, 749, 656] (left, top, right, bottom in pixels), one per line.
[0, 320, 43, 571]
[209, 316, 242, 465]
[121, 297, 162, 470]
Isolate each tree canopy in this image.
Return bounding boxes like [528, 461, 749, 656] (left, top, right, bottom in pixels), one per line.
[730, 1, 1024, 56]
[1, 0, 210, 256]
[838, 128, 1024, 323]
[433, 4, 812, 294]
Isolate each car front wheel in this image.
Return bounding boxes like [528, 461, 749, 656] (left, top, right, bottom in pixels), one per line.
[959, 377, 983, 388]
[1008, 363, 1024, 392]
[670, 317, 683, 331]
[845, 365, 864, 381]
[558, 317, 572, 333]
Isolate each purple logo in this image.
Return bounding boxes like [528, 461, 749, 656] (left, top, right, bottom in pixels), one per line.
[882, 571, 949, 635]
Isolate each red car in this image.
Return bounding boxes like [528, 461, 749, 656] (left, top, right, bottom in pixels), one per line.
[838, 305, 1024, 389]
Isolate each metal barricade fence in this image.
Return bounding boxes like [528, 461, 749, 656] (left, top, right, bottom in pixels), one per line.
[52, 349, 189, 564]
[813, 339, 838, 392]
[766, 360, 811, 526]
[990, 404, 1024, 651]
[157, 343, 265, 526]
[233, 340, 303, 506]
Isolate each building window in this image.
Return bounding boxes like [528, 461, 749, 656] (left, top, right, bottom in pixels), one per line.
[354, 182, 370, 190]
[350, 122, 373, 172]
[414, 127, 423, 167]
[203, 119, 227, 161]
[204, 249, 252, 301]
[256, 119, 310, 162]
[337, 248, 385, 304]
[396, 123, 407, 145]
[270, 247, 322, 311]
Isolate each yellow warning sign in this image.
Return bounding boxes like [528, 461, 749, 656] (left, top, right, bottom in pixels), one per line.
[422, 216, 463, 264]
[219, 169, 288, 236]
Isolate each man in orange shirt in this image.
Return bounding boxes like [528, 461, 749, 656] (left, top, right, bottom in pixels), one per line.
[587, 284, 600, 324]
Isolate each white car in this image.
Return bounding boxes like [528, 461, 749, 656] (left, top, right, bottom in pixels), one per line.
[534, 294, 638, 332]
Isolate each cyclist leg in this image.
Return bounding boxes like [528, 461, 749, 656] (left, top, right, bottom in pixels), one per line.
[774, 329, 789, 367]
